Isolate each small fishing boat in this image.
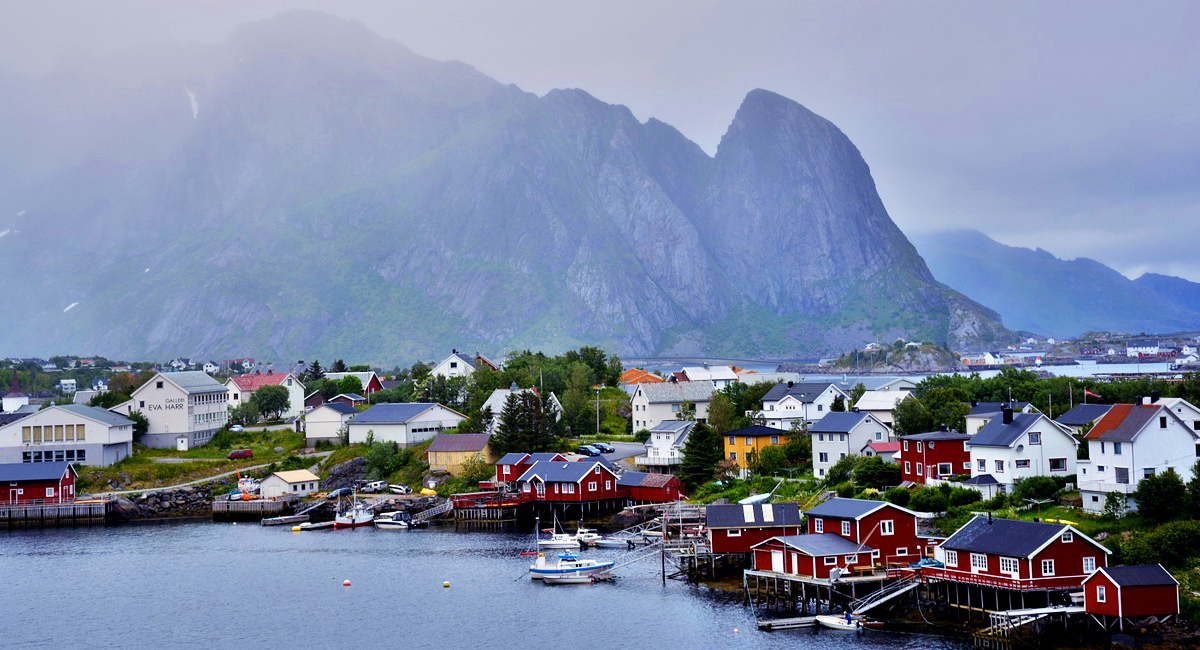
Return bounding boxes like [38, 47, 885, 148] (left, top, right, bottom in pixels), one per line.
[299, 520, 335, 530]
[538, 532, 581, 549]
[589, 537, 638, 549]
[529, 552, 615, 580]
[334, 488, 374, 529]
[815, 615, 860, 631]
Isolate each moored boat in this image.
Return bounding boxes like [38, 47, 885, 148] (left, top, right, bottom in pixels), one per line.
[815, 615, 859, 631]
[589, 537, 638, 549]
[529, 551, 615, 580]
[334, 488, 374, 529]
[537, 531, 581, 549]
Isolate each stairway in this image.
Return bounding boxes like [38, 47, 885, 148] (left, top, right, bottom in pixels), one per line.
[849, 575, 919, 615]
[412, 499, 453, 523]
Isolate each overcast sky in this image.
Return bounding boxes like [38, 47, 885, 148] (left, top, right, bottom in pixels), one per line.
[4, 1, 1198, 280]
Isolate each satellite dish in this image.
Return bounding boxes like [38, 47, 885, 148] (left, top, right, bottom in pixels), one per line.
[929, 442, 935, 449]
[1017, 444, 1025, 452]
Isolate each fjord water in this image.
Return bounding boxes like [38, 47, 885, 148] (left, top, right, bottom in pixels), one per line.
[2, 522, 969, 650]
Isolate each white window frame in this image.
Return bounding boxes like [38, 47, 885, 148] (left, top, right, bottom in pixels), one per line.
[587, 481, 597, 491]
[1096, 585, 1106, 603]
[970, 553, 988, 572]
[846, 554, 858, 564]
[880, 520, 895, 536]
[944, 550, 958, 567]
[814, 519, 823, 533]
[894, 547, 908, 556]
[727, 528, 742, 537]
[904, 461, 911, 474]
[999, 557, 1019, 575]
[903, 440, 909, 451]
[46, 487, 55, 498]
[1062, 531, 1074, 543]
[916, 462, 923, 476]
[824, 556, 837, 566]
[841, 521, 851, 536]
[1041, 559, 1055, 576]
[1083, 557, 1096, 573]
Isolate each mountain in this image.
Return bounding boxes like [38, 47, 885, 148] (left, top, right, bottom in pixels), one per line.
[911, 230, 1200, 338]
[0, 11, 1009, 364]
[1134, 273, 1200, 316]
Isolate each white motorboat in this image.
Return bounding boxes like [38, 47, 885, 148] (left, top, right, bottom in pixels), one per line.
[589, 537, 638, 549]
[815, 615, 860, 631]
[537, 532, 581, 549]
[374, 512, 409, 530]
[529, 552, 615, 580]
[573, 527, 602, 545]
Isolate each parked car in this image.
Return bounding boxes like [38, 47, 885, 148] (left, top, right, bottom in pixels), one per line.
[229, 424, 244, 432]
[361, 480, 387, 493]
[388, 484, 413, 495]
[327, 487, 354, 499]
[591, 442, 615, 454]
[576, 445, 601, 456]
[227, 449, 253, 460]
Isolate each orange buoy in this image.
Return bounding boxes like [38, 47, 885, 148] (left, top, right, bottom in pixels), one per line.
[343, 580, 352, 587]
[443, 581, 450, 588]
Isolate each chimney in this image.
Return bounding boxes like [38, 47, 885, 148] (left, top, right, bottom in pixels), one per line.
[787, 381, 794, 389]
[1135, 395, 1143, 406]
[940, 424, 949, 432]
[452, 348, 458, 355]
[851, 407, 859, 413]
[971, 400, 978, 407]
[1150, 390, 1160, 404]
[1002, 405, 1014, 424]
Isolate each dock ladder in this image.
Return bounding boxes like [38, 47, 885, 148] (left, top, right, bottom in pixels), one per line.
[412, 500, 453, 523]
[849, 573, 920, 615]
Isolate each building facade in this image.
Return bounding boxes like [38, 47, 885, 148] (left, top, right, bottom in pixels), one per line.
[0, 404, 134, 467]
[115, 372, 229, 449]
[346, 403, 466, 447]
[630, 381, 716, 431]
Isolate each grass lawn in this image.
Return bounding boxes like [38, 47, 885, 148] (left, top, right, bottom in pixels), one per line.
[76, 456, 269, 493]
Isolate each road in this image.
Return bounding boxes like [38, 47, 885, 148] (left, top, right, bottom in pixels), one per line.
[604, 441, 644, 471]
[93, 451, 332, 497]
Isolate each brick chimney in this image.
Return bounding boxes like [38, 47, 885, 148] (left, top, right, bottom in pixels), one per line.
[1002, 405, 1014, 424]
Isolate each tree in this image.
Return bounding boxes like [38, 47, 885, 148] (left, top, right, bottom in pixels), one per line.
[559, 362, 594, 436]
[229, 402, 261, 426]
[1012, 476, 1060, 503]
[679, 422, 723, 490]
[305, 360, 325, 381]
[923, 387, 971, 433]
[490, 394, 525, 456]
[330, 359, 349, 373]
[410, 361, 431, 381]
[1103, 491, 1128, 520]
[825, 454, 859, 485]
[490, 391, 557, 455]
[1132, 467, 1186, 525]
[853, 456, 902, 489]
[363, 440, 402, 480]
[108, 371, 153, 397]
[337, 375, 364, 397]
[250, 384, 290, 421]
[849, 383, 867, 407]
[753, 445, 789, 477]
[910, 488, 949, 513]
[830, 395, 846, 412]
[707, 393, 736, 434]
[633, 429, 651, 444]
[458, 453, 494, 484]
[349, 365, 371, 372]
[1187, 460, 1200, 520]
[605, 355, 623, 387]
[88, 391, 128, 409]
[782, 424, 812, 465]
[884, 486, 911, 507]
[892, 398, 933, 436]
[676, 401, 696, 421]
[127, 410, 149, 441]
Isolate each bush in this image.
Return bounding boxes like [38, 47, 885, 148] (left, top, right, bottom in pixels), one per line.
[984, 493, 1009, 510]
[1012, 476, 1060, 503]
[633, 429, 651, 444]
[884, 487, 911, 507]
[853, 456, 902, 490]
[910, 488, 948, 513]
[835, 481, 855, 498]
[948, 487, 982, 507]
[1133, 468, 1186, 525]
[825, 455, 859, 485]
[1104, 491, 1128, 520]
[1121, 520, 1200, 568]
[209, 428, 235, 450]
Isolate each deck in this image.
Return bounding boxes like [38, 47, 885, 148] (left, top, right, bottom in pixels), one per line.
[0, 499, 110, 527]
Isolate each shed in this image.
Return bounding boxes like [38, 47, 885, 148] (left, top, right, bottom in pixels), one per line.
[617, 471, 683, 503]
[260, 469, 320, 499]
[706, 502, 803, 553]
[427, 433, 497, 477]
[1083, 564, 1180, 621]
[0, 461, 77, 503]
[752, 534, 876, 578]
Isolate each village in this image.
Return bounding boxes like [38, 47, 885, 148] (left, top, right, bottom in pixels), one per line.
[2, 343, 1199, 648]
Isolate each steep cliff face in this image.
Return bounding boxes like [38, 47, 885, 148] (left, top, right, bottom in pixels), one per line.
[0, 11, 1008, 363]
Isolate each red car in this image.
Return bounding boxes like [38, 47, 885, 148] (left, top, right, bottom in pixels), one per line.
[227, 449, 253, 460]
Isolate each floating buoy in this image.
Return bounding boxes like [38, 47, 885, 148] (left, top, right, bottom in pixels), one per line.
[292, 526, 302, 532]
[443, 581, 450, 589]
[343, 580, 352, 587]
[734, 628, 740, 634]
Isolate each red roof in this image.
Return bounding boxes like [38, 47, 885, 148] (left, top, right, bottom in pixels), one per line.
[1085, 404, 1135, 439]
[620, 368, 664, 384]
[868, 442, 900, 453]
[230, 373, 293, 391]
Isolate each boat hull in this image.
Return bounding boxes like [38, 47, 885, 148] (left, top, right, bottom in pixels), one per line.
[537, 540, 581, 549]
[374, 520, 409, 530]
[815, 615, 860, 631]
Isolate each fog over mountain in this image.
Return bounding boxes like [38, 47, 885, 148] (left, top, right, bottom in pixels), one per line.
[913, 230, 1200, 339]
[0, 11, 1011, 363]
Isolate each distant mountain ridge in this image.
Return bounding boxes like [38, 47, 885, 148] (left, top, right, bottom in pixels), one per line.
[912, 229, 1200, 338]
[0, 10, 1009, 364]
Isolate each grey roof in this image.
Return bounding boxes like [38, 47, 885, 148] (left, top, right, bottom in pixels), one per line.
[427, 433, 490, 453]
[968, 401, 1031, 416]
[900, 430, 971, 441]
[805, 497, 906, 520]
[762, 534, 875, 556]
[762, 381, 840, 404]
[1087, 404, 1181, 443]
[0, 461, 75, 482]
[333, 393, 365, 401]
[810, 411, 871, 433]
[617, 472, 679, 488]
[496, 453, 529, 465]
[72, 390, 98, 405]
[529, 452, 567, 462]
[636, 381, 717, 404]
[705, 503, 802, 528]
[515, 460, 615, 483]
[969, 412, 1044, 448]
[650, 419, 696, 448]
[350, 403, 437, 424]
[162, 371, 227, 394]
[834, 377, 913, 392]
[0, 412, 32, 427]
[1095, 565, 1177, 587]
[963, 474, 999, 485]
[1056, 404, 1114, 427]
[725, 424, 788, 438]
[942, 516, 1067, 557]
[56, 404, 133, 427]
[317, 402, 359, 415]
[452, 353, 477, 368]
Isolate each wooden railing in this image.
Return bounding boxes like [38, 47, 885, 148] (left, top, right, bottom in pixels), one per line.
[450, 491, 532, 508]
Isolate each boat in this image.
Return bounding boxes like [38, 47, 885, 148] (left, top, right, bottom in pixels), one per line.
[573, 527, 602, 545]
[299, 520, 335, 530]
[529, 552, 615, 580]
[589, 537, 638, 549]
[538, 532, 581, 549]
[815, 615, 860, 631]
[388, 484, 412, 495]
[374, 510, 415, 530]
[333, 488, 374, 529]
[541, 571, 613, 585]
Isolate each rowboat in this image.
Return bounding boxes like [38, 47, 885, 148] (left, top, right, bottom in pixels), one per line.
[815, 615, 859, 631]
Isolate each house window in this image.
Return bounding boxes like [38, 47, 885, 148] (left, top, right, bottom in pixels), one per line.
[903, 440, 909, 451]
[553, 484, 559, 494]
[1083, 557, 1096, 573]
[770, 436, 779, 445]
[839, 434, 846, 442]
[1160, 416, 1167, 429]
[46, 487, 55, 498]
[945, 550, 958, 567]
[727, 529, 742, 537]
[819, 452, 828, 463]
[1097, 585, 1106, 603]
[978, 459, 986, 471]
[745, 437, 752, 445]
[729, 452, 737, 461]
[964, 462, 971, 470]
[916, 463, 923, 476]
[502, 466, 510, 476]
[1144, 468, 1156, 478]
[1100, 442, 1106, 454]
[564, 484, 575, 494]
[995, 460, 1005, 473]
[1041, 559, 1055, 576]
[904, 462, 911, 474]
[817, 404, 824, 412]
[880, 520, 894, 536]
[917, 441, 923, 453]
[522, 483, 531, 492]
[1062, 531, 1073, 543]
[970, 553, 988, 571]
[605, 480, 611, 490]
[156, 381, 163, 389]
[1050, 458, 1067, 472]
[1114, 443, 1122, 455]
[824, 556, 837, 566]
[818, 434, 824, 442]
[875, 432, 882, 440]
[814, 519, 824, 533]
[841, 521, 851, 536]
[729, 436, 735, 445]
[999, 557, 1019, 574]
[1028, 432, 1040, 445]
[587, 482, 597, 491]
[1015, 459, 1030, 469]
[894, 548, 908, 556]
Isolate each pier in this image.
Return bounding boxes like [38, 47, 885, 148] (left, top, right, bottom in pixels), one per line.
[0, 499, 111, 528]
[212, 498, 290, 521]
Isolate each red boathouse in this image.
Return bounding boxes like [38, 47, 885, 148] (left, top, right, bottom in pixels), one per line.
[0, 461, 77, 503]
[1083, 564, 1180, 626]
[706, 503, 803, 554]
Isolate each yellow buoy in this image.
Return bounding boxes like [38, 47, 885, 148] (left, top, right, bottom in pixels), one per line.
[443, 581, 450, 589]
[292, 525, 302, 532]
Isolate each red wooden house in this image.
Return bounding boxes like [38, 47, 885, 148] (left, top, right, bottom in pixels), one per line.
[1, 462, 77, 503]
[617, 472, 684, 503]
[515, 461, 622, 502]
[328, 393, 366, 407]
[804, 497, 925, 566]
[751, 534, 881, 579]
[932, 516, 1109, 590]
[898, 429, 971, 484]
[495, 452, 567, 485]
[303, 391, 325, 410]
[1083, 565, 1180, 625]
[706, 503, 803, 553]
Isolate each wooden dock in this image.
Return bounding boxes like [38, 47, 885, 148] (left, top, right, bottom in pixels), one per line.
[212, 498, 288, 521]
[262, 514, 309, 526]
[758, 616, 818, 630]
[0, 499, 110, 528]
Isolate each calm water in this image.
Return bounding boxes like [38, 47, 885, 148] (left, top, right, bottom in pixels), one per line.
[2, 522, 969, 650]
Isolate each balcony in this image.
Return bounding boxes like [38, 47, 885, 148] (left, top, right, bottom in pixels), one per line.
[1077, 480, 1134, 495]
[633, 454, 678, 467]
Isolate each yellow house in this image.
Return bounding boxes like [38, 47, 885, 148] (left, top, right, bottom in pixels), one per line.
[426, 433, 498, 477]
[722, 425, 792, 471]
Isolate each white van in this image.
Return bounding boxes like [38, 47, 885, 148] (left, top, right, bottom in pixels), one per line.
[361, 480, 387, 493]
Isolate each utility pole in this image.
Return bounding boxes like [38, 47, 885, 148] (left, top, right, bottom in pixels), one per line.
[596, 387, 601, 436]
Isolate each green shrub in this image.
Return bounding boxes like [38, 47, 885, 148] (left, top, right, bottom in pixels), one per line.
[910, 488, 948, 513]
[884, 486, 911, 507]
[984, 493, 1009, 510]
[1012, 476, 1060, 503]
[949, 487, 982, 507]
[825, 455, 859, 485]
[835, 481, 855, 498]
[633, 429, 651, 444]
